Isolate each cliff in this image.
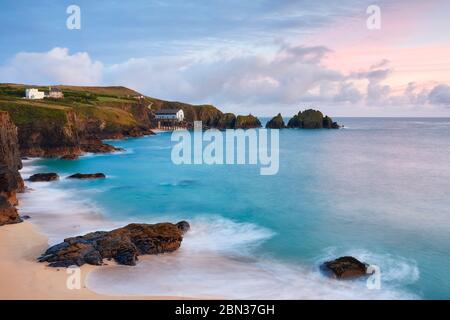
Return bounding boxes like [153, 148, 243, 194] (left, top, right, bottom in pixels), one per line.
[0, 84, 266, 160]
[287, 109, 340, 129]
[148, 98, 224, 128]
[0, 84, 155, 157]
[0, 111, 24, 225]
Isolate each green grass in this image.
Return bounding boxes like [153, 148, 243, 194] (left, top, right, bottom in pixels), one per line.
[0, 101, 68, 125]
[0, 83, 224, 130]
[74, 105, 137, 127]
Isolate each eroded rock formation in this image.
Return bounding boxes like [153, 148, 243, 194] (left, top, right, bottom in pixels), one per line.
[39, 221, 190, 267]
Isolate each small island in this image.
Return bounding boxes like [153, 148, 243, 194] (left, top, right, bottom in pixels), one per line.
[266, 109, 340, 129]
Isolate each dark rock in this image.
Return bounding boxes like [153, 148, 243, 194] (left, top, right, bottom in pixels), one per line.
[81, 141, 125, 154]
[235, 114, 262, 129]
[39, 222, 189, 267]
[21, 215, 31, 220]
[67, 173, 106, 179]
[0, 112, 23, 173]
[322, 256, 368, 279]
[0, 196, 22, 226]
[266, 113, 286, 129]
[28, 173, 59, 182]
[0, 165, 23, 205]
[216, 113, 237, 129]
[323, 116, 340, 129]
[176, 220, 190, 234]
[0, 112, 24, 225]
[60, 154, 79, 160]
[287, 109, 340, 129]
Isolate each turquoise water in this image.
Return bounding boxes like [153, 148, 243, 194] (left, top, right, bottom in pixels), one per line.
[21, 118, 450, 299]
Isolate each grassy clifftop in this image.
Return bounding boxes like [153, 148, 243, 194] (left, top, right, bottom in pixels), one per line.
[0, 84, 143, 128]
[0, 84, 156, 156]
[0, 84, 228, 129]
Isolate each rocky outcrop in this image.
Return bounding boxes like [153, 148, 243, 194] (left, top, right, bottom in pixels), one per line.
[322, 256, 368, 279]
[323, 116, 340, 129]
[235, 115, 262, 129]
[0, 165, 23, 206]
[175, 220, 190, 233]
[287, 109, 340, 129]
[17, 109, 83, 157]
[80, 140, 124, 154]
[0, 197, 21, 226]
[266, 113, 286, 129]
[0, 111, 24, 225]
[60, 154, 79, 160]
[67, 173, 106, 179]
[39, 222, 189, 267]
[28, 173, 59, 182]
[216, 113, 237, 129]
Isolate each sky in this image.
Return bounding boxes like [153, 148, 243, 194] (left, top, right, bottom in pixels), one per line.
[0, 0, 449, 116]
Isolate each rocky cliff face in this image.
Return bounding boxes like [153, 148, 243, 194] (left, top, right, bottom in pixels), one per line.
[4, 105, 152, 158]
[18, 109, 82, 157]
[0, 111, 24, 226]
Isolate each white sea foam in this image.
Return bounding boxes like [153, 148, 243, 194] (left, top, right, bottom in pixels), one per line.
[18, 162, 122, 244]
[19, 162, 420, 299]
[317, 248, 420, 286]
[86, 216, 419, 299]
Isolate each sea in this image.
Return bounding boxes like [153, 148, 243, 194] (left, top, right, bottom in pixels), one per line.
[18, 117, 450, 299]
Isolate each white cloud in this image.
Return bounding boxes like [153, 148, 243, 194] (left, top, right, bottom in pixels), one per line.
[103, 43, 347, 106]
[428, 84, 450, 107]
[0, 46, 449, 115]
[0, 47, 103, 85]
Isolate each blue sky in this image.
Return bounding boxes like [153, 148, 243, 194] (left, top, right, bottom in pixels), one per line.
[0, 0, 363, 62]
[1, 0, 449, 116]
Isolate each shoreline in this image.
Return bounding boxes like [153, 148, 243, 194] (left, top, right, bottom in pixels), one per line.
[0, 145, 196, 300]
[0, 221, 194, 300]
[0, 221, 102, 299]
[3, 133, 421, 300]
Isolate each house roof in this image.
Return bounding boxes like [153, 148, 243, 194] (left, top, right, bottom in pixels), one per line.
[155, 109, 181, 115]
[50, 88, 62, 92]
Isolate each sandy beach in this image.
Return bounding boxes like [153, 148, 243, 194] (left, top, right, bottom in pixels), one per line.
[0, 221, 187, 300]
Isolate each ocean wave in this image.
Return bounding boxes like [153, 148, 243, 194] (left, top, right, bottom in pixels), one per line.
[18, 161, 420, 299]
[86, 248, 418, 299]
[83, 148, 134, 158]
[86, 217, 418, 299]
[181, 215, 275, 254]
[18, 165, 122, 244]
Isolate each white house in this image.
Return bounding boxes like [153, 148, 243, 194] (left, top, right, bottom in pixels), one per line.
[155, 109, 184, 122]
[25, 88, 45, 100]
[48, 87, 64, 99]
